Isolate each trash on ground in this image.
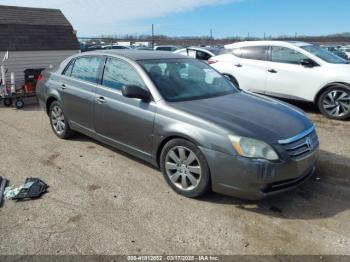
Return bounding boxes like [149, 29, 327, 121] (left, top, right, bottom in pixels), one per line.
[4, 185, 22, 200]
[0, 176, 9, 207]
[13, 178, 48, 200]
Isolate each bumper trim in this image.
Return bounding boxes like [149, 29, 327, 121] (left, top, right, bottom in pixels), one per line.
[261, 166, 315, 194]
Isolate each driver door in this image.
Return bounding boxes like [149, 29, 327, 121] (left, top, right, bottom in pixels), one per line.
[265, 46, 323, 101]
[94, 57, 156, 157]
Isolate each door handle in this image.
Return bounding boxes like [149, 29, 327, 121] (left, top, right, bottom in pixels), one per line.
[235, 63, 243, 68]
[96, 96, 106, 104]
[268, 69, 278, 73]
[61, 84, 67, 90]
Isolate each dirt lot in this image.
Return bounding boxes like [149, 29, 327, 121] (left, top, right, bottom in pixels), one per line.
[0, 99, 350, 256]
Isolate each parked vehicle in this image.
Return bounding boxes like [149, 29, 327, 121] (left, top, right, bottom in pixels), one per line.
[339, 47, 350, 59]
[36, 50, 318, 200]
[86, 45, 130, 52]
[154, 45, 179, 51]
[331, 50, 349, 60]
[210, 41, 350, 120]
[174, 46, 224, 61]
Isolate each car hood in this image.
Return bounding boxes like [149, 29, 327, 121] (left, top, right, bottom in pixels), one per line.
[169, 92, 313, 143]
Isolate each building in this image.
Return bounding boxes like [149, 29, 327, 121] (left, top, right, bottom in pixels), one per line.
[0, 5, 80, 86]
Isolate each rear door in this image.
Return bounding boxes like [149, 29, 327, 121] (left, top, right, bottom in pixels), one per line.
[94, 57, 156, 156]
[60, 56, 104, 130]
[232, 46, 269, 93]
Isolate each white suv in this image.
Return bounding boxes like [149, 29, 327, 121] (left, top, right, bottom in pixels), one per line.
[209, 41, 350, 120]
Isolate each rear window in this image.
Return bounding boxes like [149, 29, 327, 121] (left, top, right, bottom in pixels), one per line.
[240, 46, 269, 61]
[70, 56, 104, 83]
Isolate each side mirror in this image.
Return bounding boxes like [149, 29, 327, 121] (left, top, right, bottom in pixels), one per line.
[122, 85, 151, 101]
[300, 59, 316, 68]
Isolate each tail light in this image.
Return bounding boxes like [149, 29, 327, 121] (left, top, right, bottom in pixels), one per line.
[208, 59, 218, 65]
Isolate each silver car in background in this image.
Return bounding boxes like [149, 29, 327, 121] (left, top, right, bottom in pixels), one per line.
[36, 50, 319, 200]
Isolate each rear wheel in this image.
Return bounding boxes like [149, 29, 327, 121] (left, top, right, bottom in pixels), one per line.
[160, 139, 211, 198]
[3, 98, 13, 107]
[318, 84, 350, 120]
[49, 101, 75, 139]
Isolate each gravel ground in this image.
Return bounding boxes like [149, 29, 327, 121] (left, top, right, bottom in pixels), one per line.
[0, 99, 349, 256]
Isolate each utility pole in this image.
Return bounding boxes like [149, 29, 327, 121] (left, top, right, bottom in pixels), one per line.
[295, 32, 297, 40]
[151, 24, 155, 48]
[210, 28, 213, 45]
[264, 32, 266, 40]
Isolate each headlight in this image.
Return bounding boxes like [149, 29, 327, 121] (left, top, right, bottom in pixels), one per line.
[229, 135, 279, 161]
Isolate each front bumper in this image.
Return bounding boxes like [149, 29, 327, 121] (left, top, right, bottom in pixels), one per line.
[200, 147, 318, 200]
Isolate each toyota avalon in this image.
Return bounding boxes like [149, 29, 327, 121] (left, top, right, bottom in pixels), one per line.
[36, 50, 319, 200]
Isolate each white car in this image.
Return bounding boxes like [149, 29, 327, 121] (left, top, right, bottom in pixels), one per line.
[209, 41, 350, 120]
[340, 47, 350, 59]
[174, 46, 223, 61]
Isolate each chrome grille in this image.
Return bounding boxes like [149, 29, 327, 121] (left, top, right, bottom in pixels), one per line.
[279, 126, 319, 160]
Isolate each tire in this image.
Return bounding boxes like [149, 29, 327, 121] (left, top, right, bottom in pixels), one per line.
[49, 101, 75, 139]
[15, 99, 24, 109]
[3, 98, 13, 107]
[318, 84, 350, 120]
[160, 138, 211, 198]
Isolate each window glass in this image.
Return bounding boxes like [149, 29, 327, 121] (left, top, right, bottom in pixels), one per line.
[63, 60, 75, 76]
[139, 58, 237, 102]
[71, 56, 103, 83]
[102, 58, 144, 90]
[196, 51, 211, 61]
[240, 46, 269, 61]
[301, 45, 348, 64]
[271, 47, 309, 64]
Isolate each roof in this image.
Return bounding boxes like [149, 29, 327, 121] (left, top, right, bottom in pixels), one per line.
[0, 5, 79, 51]
[225, 40, 311, 49]
[92, 50, 188, 61]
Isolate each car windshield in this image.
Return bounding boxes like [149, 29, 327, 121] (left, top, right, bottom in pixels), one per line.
[301, 45, 349, 64]
[139, 58, 237, 102]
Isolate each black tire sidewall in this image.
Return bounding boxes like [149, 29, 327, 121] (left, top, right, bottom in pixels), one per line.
[49, 101, 74, 139]
[4, 98, 13, 107]
[318, 84, 350, 120]
[15, 99, 24, 109]
[160, 138, 211, 198]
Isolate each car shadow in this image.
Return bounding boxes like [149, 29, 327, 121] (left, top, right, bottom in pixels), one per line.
[70, 133, 158, 170]
[71, 130, 350, 220]
[199, 149, 350, 220]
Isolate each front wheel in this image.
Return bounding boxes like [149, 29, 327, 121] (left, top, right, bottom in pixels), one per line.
[160, 139, 211, 198]
[49, 101, 75, 139]
[318, 84, 350, 120]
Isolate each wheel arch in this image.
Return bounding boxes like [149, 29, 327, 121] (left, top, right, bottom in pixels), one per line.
[314, 82, 350, 104]
[46, 96, 58, 115]
[155, 134, 201, 167]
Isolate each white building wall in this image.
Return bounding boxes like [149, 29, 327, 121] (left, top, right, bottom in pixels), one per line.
[0, 50, 79, 86]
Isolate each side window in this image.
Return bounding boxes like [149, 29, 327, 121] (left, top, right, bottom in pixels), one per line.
[240, 46, 269, 61]
[196, 51, 211, 61]
[71, 56, 103, 83]
[63, 59, 75, 76]
[102, 58, 145, 91]
[271, 47, 309, 64]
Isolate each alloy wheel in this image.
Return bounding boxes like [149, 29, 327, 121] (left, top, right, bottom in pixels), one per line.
[165, 146, 202, 191]
[51, 105, 66, 135]
[322, 90, 350, 117]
